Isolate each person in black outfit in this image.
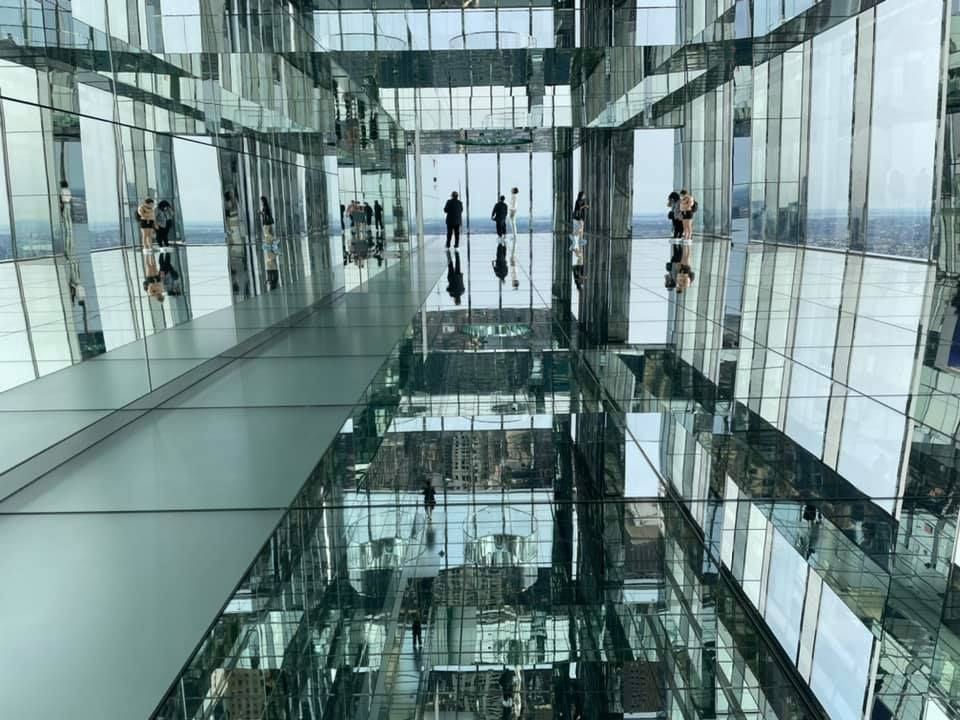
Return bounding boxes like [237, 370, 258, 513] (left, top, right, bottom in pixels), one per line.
[499, 669, 514, 720]
[374, 200, 384, 231]
[363, 201, 373, 228]
[491, 194, 508, 244]
[423, 480, 437, 519]
[411, 613, 423, 651]
[444, 191, 463, 248]
[446, 250, 465, 305]
[339, 204, 345, 231]
[667, 191, 683, 239]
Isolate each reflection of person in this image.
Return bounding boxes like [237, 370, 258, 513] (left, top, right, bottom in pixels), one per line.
[664, 242, 682, 290]
[492, 195, 508, 244]
[411, 613, 423, 651]
[446, 250, 465, 305]
[59, 180, 74, 256]
[155, 200, 175, 247]
[423, 480, 437, 519]
[493, 243, 509, 283]
[224, 190, 241, 244]
[374, 200, 384, 231]
[572, 248, 585, 292]
[261, 197, 280, 290]
[499, 669, 514, 720]
[260, 196, 275, 242]
[350, 199, 366, 239]
[137, 198, 155, 252]
[675, 264, 695, 294]
[158, 249, 182, 296]
[444, 191, 463, 249]
[679, 189, 697, 243]
[364, 201, 373, 229]
[142, 251, 164, 302]
[570, 191, 587, 250]
[667, 191, 683, 239]
[339, 203, 346, 231]
[509, 187, 519, 242]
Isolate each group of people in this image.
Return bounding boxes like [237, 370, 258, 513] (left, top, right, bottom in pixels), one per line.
[442, 188, 522, 250]
[342, 199, 385, 235]
[136, 198, 176, 252]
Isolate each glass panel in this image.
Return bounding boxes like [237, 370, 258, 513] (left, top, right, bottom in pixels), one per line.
[867, 0, 942, 257]
[805, 18, 855, 249]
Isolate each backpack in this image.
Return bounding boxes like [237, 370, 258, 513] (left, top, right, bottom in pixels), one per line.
[691, 200, 698, 213]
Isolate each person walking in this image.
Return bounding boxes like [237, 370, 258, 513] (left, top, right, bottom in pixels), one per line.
[411, 613, 423, 651]
[364, 201, 373, 229]
[423, 479, 437, 519]
[492, 194, 508, 245]
[444, 191, 464, 248]
[374, 200, 384, 231]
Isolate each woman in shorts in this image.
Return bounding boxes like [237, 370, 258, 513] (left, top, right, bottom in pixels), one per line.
[137, 197, 155, 251]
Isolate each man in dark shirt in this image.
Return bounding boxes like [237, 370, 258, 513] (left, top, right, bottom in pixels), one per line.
[363, 201, 373, 228]
[373, 200, 384, 231]
[443, 191, 463, 248]
[491, 195, 508, 244]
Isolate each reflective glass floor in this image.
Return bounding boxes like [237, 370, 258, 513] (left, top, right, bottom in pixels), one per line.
[2, 232, 958, 720]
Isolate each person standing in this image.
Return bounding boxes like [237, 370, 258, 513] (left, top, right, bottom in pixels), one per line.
[351, 200, 366, 241]
[260, 196, 275, 243]
[491, 194, 508, 245]
[444, 191, 463, 249]
[155, 200, 175, 248]
[364, 201, 373, 229]
[423, 479, 437, 519]
[570, 191, 587, 250]
[508, 187, 519, 244]
[59, 180, 74, 257]
[667, 191, 683, 240]
[137, 197, 156, 252]
[339, 203, 346, 232]
[679, 189, 697, 247]
[374, 200, 384, 231]
[261, 196, 280, 290]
